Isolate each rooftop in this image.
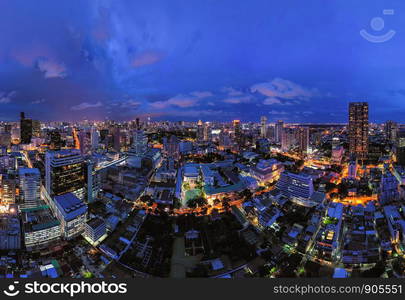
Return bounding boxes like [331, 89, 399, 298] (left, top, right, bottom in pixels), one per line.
[54, 193, 87, 221]
[86, 218, 105, 229]
[18, 168, 40, 176]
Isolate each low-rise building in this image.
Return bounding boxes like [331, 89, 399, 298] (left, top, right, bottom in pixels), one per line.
[0, 216, 20, 250]
[53, 193, 88, 240]
[22, 206, 61, 250]
[250, 159, 284, 183]
[84, 218, 106, 244]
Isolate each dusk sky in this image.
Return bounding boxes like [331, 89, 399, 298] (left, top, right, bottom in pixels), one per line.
[1, 0, 405, 123]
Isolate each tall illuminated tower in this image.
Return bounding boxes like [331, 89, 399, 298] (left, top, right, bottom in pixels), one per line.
[348, 102, 369, 160]
[233, 120, 242, 145]
[196, 120, 204, 143]
[260, 116, 267, 138]
[275, 120, 284, 144]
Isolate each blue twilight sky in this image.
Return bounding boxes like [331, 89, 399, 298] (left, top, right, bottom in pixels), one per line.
[1, 0, 405, 123]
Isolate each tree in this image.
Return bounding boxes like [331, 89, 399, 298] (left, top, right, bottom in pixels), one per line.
[239, 189, 253, 200]
[362, 261, 385, 278]
[173, 197, 182, 209]
[139, 195, 154, 206]
[187, 197, 207, 208]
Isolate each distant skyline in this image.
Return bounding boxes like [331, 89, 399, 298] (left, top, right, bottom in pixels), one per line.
[1, 0, 405, 123]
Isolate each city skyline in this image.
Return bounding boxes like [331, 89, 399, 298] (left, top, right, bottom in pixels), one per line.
[1, 0, 405, 123]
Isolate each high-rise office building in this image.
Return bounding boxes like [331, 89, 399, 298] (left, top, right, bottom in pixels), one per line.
[233, 120, 242, 145]
[128, 118, 147, 155]
[281, 127, 296, 151]
[90, 127, 99, 151]
[78, 129, 92, 155]
[256, 138, 270, 154]
[18, 168, 41, 209]
[260, 116, 267, 138]
[348, 102, 369, 160]
[275, 120, 284, 144]
[128, 128, 148, 156]
[348, 158, 357, 179]
[196, 120, 204, 143]
[0, 132, 11, 148]
[112, 127, 121, 152]
[379, 170, 399, 205]
[332, 137, 340, 149]
[396, 128, 405, 165]
[385, 120, 398, 144]
[45, 149, 85, 197]
[48, 130, 63, 150]
[0, 174, 16, 206]
[20, 112, 33, 144]
[277, 172, 314, 200]
[298, 127, 310, 154]
[203, 122, 212, 142]
[164, 135, 180, 159]
[219, 130, 231, 150]
[32, 120, 41, 138]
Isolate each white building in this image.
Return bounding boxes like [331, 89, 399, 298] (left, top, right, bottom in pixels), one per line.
[84, 218, 106, 244]
[53, 193, 87, 240]
[19, 168, 41, 209]
[23, 206, 61, 250]
[183, 165, 199, 184]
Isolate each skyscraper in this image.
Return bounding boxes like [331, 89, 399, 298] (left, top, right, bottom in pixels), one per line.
[275, 120, 284, 144]
[90, 127, 99, 151]
[233, 120, 242, 145]
[128, 128, 147, 156]
[78, 129, 92, 155]
[32, 120, 41, 138]
[48, 130, 63, 150]
[20, 112, 33, 144]
[203, 122, 211, 142]
[45, 150, 85, 197]
[396, 128, 405, 165]
[379, 170, 399, 205]
[196, 120, 204, 143]
[112, 127, 121, 152]
[0, 174, 16, 206]
[348, 102, 369, 160]
[18, 168, 41, 209]
[385, 120, 398, 144]
[298, 127, 309, 154]
[260, 116, 267, 138]
[164, 135, 180, 159]
[281, 127, 296, 152]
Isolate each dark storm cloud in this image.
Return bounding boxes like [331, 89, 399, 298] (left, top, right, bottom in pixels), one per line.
[1, 0, 405, 122]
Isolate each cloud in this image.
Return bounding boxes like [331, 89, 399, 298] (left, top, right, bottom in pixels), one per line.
[0, 91, 17, 104]
[149, 91, 213, 109]
[251, 78, 317, 104]
[31, 98, 46, 104]
[263, 97, 282, 105]
[150, 95, 198, 109]
[71, 101, 103, 110]
[153, 109, 226, 118]
[120, 99, 141, 108]
[190, 91, 213, 98]
[221, 87, 244, 96]
[223, 96, 252, 104]
[37, 58, 67, 78]
[132, 51, 165, 68]
[268, 110, 289, 115]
